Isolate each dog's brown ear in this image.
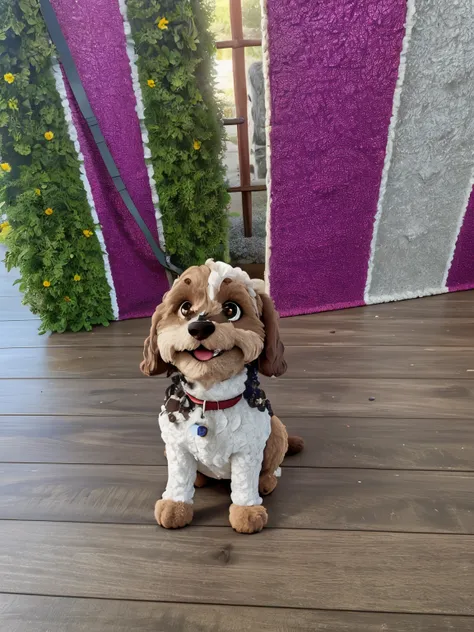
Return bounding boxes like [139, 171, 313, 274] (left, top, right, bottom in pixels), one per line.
[258, 292, 287, 377]
[140, 304, 168, 376]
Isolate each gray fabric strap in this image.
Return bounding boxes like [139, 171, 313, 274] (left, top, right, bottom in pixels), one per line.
[39, 0, 182, 275]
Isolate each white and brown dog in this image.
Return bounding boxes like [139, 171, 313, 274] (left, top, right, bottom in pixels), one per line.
[141, 260, 303, 534]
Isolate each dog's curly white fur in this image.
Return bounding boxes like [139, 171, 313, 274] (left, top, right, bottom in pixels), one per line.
[141, 260, 303, 534]
[160, 371, 271, 507]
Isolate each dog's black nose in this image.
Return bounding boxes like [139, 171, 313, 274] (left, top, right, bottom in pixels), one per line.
[188, 319, 215, 341]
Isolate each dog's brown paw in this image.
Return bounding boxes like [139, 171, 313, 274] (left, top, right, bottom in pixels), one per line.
[229, 504, 268, 534]
[194, 472, 211, 488]
[286, 435, 304, 456]
[259, 472, 278, 496]
[155, 499, 193, 529]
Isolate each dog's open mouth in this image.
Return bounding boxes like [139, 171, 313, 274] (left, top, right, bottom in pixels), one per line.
[189, 346, 224, 362]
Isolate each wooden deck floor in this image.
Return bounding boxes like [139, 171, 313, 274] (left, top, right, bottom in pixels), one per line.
[1, 251, 474, 631]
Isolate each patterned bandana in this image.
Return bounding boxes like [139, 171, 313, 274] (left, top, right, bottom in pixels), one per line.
[162, 364, 273, 422]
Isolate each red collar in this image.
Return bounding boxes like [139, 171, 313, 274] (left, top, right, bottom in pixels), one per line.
[186, 393, 243, 411]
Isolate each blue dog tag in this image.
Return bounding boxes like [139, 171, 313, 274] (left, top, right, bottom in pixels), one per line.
[191, 424, 208, 437]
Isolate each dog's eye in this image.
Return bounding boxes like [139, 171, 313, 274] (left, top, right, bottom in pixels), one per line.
[179, 301, 192, 318]
[222, 301, 242, 322]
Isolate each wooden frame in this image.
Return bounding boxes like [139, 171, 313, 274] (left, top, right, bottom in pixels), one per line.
[216, 0, 266, 238]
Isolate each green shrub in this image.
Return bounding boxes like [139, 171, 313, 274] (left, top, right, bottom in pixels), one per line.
[0, 0, 113, 332]
[126, 0, 230, 268]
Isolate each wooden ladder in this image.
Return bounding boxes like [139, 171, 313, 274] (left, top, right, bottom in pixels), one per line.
[217, 0, 266, 237]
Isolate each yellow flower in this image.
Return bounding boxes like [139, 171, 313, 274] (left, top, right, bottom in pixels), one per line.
[44, 207, 54, 216]
[1, 163, 12, 172]
[147, 79, 156, 88]
[7, 98, 18, 110]
[0, 221, 11, 238]
[83, 229, 93, 238]
[193, 140, 201, 151]
[35, 188, 41, 196]
[4, 73, 15, 84]
[0, 222, 12, 237]
[73, 274, 81, 282]
[64, 296, 71, 302]
[44, 131, 54, 141]
[43, 280, 51, 288]
[157, 17, 169, 30]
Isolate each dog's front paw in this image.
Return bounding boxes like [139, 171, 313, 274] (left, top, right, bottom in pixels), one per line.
[155, 499, 193, 529]
[229, 504, 268, 534]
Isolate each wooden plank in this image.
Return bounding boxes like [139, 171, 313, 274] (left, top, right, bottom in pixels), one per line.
[282, 346, 474, 378]
[0, 347, 144, 378]
[0, 255, 17, 283]
[0, 416, 162, 465]
[1, 595, 472, 632]
[3, 345, 474, 379]
[5, 316, 474, 349]
[216, 38, 262, 48]
[227, 184, 266, 193]
[223, 116, 245, 125]
[0, 268, 16, 280]
[229, 0, 252, 236]
[2, 416, 473, 471]
[0, 288, 19, 297]
[1, 377, 473, 418]
[279, 318, 474, 346]
[1, 464, 473, 533]
[286, 417, 474, 471]
[0, 320, 48, 346]
[0, 522, 473, 614]
[308, 290, 474, 319]
[1, 415, 473, 471]
[0, 280, 21, 296]
[0, 297, 36, 321]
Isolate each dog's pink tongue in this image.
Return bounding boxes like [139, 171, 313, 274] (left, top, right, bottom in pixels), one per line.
[193, 348, 214, 362]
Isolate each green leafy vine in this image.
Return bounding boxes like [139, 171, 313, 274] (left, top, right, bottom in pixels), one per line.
[0, 0, 113, 333]
[125, 0, 230, 268]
